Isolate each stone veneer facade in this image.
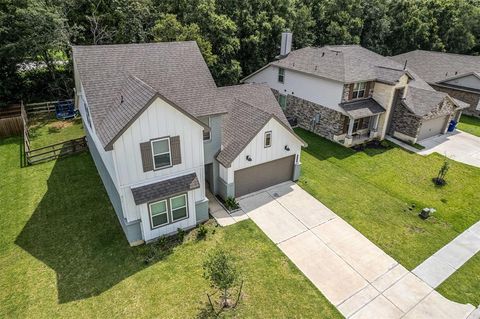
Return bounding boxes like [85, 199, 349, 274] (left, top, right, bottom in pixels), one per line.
[272, 89, 345, 140]
[391, 96, 457, 139]
[431, 84, 480, 118]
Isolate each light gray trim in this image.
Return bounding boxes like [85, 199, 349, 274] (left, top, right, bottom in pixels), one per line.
[195, 198, 209, 223]
[293, 163, 301, 181]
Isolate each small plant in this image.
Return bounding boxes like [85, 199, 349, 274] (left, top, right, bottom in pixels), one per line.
[203, 249, 241, 310]
[225, 197, 239, 211]
[433, 158, 450, 186]
[380, 140, 391, 148]
[176, 228, 186, 242]
[197, 224, 208, 240]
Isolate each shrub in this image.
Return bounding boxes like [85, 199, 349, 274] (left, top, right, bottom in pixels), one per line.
[225, 197, 239, 211]
[197, 224, 208, 240]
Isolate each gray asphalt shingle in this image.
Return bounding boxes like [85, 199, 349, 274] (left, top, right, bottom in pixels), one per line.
[340, 98, 386, 119]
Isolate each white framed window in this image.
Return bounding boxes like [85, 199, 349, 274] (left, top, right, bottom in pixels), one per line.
[264, 131, 272, 148]
[200, 116, 211, 141]
[278, 94, 287, 109]
[149, 200, 169, 228]
[278, 68, 285, 83]
[170, 194, 188, 222]
[352, 82, 366, 99]
[151, 138, 172, 170]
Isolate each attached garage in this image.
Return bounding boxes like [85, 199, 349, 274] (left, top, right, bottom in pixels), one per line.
[417, 116, 449, 141]
[234, 155, 295, 197]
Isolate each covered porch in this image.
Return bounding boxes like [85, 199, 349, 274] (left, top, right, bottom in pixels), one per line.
[334, 98, 385, 147]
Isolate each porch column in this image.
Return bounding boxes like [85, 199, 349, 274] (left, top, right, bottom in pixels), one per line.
[370, 114, 380, 139]
[346, 117, 355, 138]
[345, 117, 355, 146]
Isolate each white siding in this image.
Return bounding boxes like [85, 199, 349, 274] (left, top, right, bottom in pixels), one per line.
[221, 118, 302, 184]
[112, 97, 206, 223]
[245, 65, 344, 111]
[139, 191, 197, 242]
[444, 74, 480, 91]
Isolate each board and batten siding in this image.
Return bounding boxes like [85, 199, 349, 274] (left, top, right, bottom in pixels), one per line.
[219, 118, 302, 184]
[245, 65, 345, 111]
[112, 97, 206, 223]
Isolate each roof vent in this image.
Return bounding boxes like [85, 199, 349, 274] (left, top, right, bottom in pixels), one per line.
[403, 60, 408, 70]
[445, 72, 448, 77]
[120, 95, 124, 104]
[315, 65, 318, 70]
[455, 71, 458, 75]
[322, 52, 325, 57]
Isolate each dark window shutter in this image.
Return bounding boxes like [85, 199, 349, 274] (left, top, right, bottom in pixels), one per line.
[170, 136, 182, 165]
[365, 82, 372, 97]
[348, 84, 354, 100]
[140, 142, 154, 172]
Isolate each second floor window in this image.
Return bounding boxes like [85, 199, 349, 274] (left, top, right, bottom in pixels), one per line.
[278, 68, 285, 83]
[264, 131, 272, 148]
[151, 137, 171, 169]
[352, 82, 366, 99]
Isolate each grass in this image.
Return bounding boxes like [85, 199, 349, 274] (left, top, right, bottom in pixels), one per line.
[296, 128, 480, 270]
[437, 253, 480, 306]
[458, 114, 480, 137]
[0, 136, 340, 318]
[28, 117, 84, 149]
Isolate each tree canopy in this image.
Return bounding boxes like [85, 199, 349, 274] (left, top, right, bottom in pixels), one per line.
[1, 0, 480, 105]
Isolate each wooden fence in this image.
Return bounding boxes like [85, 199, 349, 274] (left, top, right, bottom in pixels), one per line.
[25, 99, 74, 115]
[26, 136, 87, 165]
[0, 104, 22, 137]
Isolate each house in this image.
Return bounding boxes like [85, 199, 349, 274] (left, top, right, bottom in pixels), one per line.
[391, 50, 480, 118]
[72, 42, 306, 245]
[243, 33, 469, 146]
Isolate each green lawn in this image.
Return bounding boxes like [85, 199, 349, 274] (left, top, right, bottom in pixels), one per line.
[296, 128, 480, 270]
[437, 253, 480, 306]
[0, 136, 340, 318]
[458, 114, 480, 137]
[28, 117, 84, 149]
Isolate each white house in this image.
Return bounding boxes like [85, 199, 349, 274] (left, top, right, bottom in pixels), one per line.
[244, 33, 469, 146]
[72, 42, 305, 245]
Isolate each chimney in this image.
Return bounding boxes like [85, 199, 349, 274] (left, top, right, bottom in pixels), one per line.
[280, 32, 293, 56]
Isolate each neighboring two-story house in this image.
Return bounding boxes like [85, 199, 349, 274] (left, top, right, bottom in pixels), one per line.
[72, 42, 305, 245]
[243, 34, 468, 146]
[391, 50, 480, 118]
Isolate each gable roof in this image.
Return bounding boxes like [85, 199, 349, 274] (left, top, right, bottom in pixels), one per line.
[216, 83, 306, 167]
[245, 45, 410, 84]
[72, 42, 224, 149]
[402, 86, 468, 118]
[391, 50, 480, 86]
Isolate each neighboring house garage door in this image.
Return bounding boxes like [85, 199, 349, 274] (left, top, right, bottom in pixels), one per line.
[418, 116, 449, 141]
[234, 155, 295, 197]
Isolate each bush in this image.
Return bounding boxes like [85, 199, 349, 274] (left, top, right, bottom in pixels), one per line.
[225, 197, 239, 211]
[197, 224, 208, 240]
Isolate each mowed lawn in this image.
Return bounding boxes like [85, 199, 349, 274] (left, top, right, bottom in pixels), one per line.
[0, 136, 340, 319]
[458, 114, 480, 137]
[296, 129, 480, 305]
[28, 117, 84, 149]
[296, 128, 480, 269]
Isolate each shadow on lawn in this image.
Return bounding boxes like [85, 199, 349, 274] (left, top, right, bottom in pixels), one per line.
[15, 152, 153, 303]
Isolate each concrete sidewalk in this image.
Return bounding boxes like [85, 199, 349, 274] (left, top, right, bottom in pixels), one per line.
[239, 182, 476, 318]
[413, 221, 480, 288]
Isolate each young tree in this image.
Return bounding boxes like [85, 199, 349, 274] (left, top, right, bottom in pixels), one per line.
[203, 249, 239, 308]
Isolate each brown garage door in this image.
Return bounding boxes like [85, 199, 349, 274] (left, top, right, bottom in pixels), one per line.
[234, 155, 295, 197]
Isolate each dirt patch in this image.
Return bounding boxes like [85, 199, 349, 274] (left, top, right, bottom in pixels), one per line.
[50, 120, 74, 130]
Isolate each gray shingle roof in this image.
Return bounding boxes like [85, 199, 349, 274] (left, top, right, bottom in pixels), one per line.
[270, 45, 408, 83]
[340, 98, 385, 119]
[131, 173, 200, 205]
[72, 42, 223, 148]
[215, 83, 306, 167]
[391, 50, 480, 85]
[402, 87, 450, 117]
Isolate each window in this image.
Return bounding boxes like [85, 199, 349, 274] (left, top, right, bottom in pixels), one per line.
[170, 194, 188, 222]
[278, 68, 285, 83]
[264, 131, 272, 148]
[151, 138, 171, 169]
[149, 200, 169, 228]
[278, 94, 287, 109]
[352, 117, 370, 133]
[352, 82, 366, 99]
[200, 116, 211, 141]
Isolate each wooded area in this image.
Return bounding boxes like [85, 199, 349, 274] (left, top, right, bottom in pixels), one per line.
[1, 0, 479, 106]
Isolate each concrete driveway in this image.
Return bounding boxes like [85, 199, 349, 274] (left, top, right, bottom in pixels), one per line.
[418, 130, 480, 167]
[238, 182, 476, 318]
